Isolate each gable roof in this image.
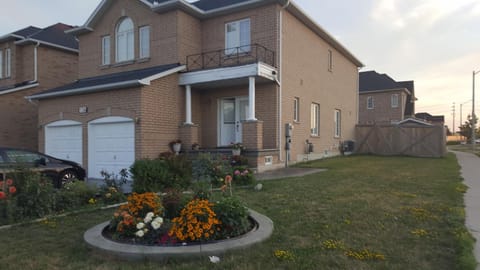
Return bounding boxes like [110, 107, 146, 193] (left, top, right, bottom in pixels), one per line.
[15, 23, 78, 52]
[27, 63, 185, 100]
[0, 24, 78, 52]
[359, 71, 413, 94]
[68, 0, 363, 67]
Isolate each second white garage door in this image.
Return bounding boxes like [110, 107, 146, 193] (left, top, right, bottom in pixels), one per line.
[88, 117, 135, 179]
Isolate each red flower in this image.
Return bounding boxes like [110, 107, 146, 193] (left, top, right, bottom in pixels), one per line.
[8, 186, 16, 194]
[225, 175, 232, 184]
[6, 179, 13, 186]
[0, 191, 5, 200]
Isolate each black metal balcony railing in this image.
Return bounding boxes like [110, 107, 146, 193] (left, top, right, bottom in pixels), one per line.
[186, 44, 276, 71]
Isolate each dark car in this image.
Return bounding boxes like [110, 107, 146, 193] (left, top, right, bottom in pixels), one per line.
[0, 147, 86, 188]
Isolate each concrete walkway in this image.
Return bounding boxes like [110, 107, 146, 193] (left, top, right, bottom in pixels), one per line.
[453, 151, 480, 268]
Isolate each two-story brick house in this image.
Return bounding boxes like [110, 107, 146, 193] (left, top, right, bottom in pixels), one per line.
[0, 23, 78, 150]
[359, 70, 415, 125]
[28, 0, 363, 178]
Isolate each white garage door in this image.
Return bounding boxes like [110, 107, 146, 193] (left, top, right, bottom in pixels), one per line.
[45, 120, 83, 165]
[88, 117, 135, 179]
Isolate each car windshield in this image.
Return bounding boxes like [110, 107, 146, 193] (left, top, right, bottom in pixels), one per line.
[4, 150, 49, 164]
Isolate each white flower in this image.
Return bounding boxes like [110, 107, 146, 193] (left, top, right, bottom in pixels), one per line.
[136, 222, 145, 230]
[144, 216, 152, 223]
[143, 228, 149, 233]
[144, 212, 155, 223]
[153, 217, 163, 224]
[146, 212, 154, 218]
[209, 256, 221, 263]
[151, 221, 162, 230]
[135, 230, 144, 237]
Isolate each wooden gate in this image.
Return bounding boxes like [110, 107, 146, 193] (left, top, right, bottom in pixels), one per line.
[355, 124, 446, 158]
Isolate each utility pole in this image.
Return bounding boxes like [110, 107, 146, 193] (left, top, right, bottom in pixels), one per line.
[452, 102, 456, 134]
[473, 70, 480, 151]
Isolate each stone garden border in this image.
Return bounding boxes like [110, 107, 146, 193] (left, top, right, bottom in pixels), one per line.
[84, 209, 273, 261]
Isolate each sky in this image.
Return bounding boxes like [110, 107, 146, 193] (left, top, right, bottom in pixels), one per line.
[1, 0, 479, 132]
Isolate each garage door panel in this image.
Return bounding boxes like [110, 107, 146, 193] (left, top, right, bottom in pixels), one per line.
[45, 122, 82, 165]
[88, 118, 135, 179]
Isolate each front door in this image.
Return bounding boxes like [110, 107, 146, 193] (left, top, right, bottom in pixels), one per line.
[219, 97, 249, 146]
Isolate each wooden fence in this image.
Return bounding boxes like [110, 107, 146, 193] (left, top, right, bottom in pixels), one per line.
[355, 124, 447, 158]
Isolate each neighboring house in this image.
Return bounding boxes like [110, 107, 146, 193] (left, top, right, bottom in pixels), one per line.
[0, 23, 78, 150]
[27, 0, 363, 177]
[359, 70, 415, 125]
[414, 113, 445, 126]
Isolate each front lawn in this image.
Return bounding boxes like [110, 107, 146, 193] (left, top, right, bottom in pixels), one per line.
[0, 154, 475, 270]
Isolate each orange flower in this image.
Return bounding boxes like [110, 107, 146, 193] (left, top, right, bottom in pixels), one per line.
[225, 175, 232, 184]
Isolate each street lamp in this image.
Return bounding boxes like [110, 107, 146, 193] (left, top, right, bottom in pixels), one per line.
[473, 70, 480, 151]
[460, 100, 471, 141]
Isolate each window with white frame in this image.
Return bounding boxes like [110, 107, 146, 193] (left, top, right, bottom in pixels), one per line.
[139, 25, 150, 59]
[294, 97, 300, 122]
[334, 109, 341, 138]
[101, 35, 110, 65]
[367, 96, 374, 109]
[225, 18, 251, 54]
[5, 48, 11, 78]
[328, 49, 333, 71]
[0, 49, 3, 79]
[116, 17, 134, 62]
[391, 94, 399, 108]
[311, 103, 320, 136]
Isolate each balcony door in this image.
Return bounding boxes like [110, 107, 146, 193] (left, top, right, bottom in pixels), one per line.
[219, 97, 249, 146]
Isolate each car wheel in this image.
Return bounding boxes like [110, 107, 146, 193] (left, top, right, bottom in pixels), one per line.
[59, 170, 78, 188]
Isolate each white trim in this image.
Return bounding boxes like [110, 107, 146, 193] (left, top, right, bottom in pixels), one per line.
[15, 38, 79, 53]
[185, 85, 193, 125]
[139, 65, 186, 84]
[248, 76, 256, 121]
[179, 63, 277, 85]
[46, 120, 82, 127]
[360, 88, 411, 95]
[89, 116, 133, 125]
[397, 118, 433, 126]
[1, 82, 39, 96]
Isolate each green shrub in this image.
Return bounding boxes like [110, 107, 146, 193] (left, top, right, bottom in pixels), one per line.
[54, 181, 97, 211]
[98, 170, 127, 205]
[213, 196, 250, 239]
[446, 141, 461, 145]
[9, 169, 55, 220]
[162, 188, 185, 219]
[231, 166, 255, 186]
[163, 155, 192, 189]
[131, 159, 170, 193]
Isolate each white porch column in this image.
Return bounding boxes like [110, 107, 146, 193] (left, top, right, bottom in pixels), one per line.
[185, 85, 193, 125]
[248, 76, 257, 121]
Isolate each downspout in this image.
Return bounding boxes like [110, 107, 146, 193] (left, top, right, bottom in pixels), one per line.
[33, 41, 40, 83]
[278, 0, 290, 163]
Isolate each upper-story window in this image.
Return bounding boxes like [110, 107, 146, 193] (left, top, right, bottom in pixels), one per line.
[294, 97, 300, 122]
[0, 49, 3, 79]
[5, 48, 11, 78]
[391, 94, 399, 108]
[139, 25, 150, 59]
[311, 103, 320, 136]
[367, 96, 374, 109]
[116, 17, 134, 62]
[101, 35, 111, 65]
[334, 109, 341, 138]
[225, 18, 250, 55]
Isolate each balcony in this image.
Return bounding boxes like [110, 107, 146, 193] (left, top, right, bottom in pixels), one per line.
[186, 44, 276, 72]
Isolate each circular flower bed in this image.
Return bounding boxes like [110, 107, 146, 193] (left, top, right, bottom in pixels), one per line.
[84, 192, 273, 261]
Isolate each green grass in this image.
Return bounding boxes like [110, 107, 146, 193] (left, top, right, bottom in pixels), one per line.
[0, 154, 475, 269]
[448, 144, 480, 157]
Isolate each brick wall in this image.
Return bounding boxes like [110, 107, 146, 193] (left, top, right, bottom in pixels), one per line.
[358, 90, 408, 124]
[281, 10, 359, 161]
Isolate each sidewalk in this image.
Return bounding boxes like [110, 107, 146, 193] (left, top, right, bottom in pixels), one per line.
[453, 151, 480, 269]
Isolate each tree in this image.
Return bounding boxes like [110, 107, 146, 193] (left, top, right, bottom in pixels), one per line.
[458, 114, 480, 142]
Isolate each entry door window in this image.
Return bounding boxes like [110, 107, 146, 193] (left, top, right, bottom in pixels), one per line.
[219, 97, 249, 146]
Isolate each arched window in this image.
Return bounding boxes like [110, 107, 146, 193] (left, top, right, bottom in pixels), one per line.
[116, 17, 134, 62]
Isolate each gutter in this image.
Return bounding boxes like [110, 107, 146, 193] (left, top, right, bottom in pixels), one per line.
[360, 87, 411, 95]
[27, 80, 145, 101]
[34, 41, 40, 82]
[278, 0, 291, 163]
[15, 38, 79, 54]
[0, 83, 39, 96]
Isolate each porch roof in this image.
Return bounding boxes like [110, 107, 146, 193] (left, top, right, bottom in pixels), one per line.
[178, 62, 278, 89]
[27, 63, 185, 100]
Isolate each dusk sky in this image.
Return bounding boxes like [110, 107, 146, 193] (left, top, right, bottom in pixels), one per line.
[1, 0, 479, 132]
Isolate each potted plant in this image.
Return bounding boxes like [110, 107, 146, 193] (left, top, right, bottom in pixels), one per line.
[230, 142, 244, 156]
[169, 139, 182, 154]
[192, 143, 200, 151]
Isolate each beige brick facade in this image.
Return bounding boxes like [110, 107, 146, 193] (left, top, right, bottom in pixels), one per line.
[0, 40, 78, 150]
[34, 0, 362, 172]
